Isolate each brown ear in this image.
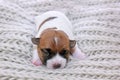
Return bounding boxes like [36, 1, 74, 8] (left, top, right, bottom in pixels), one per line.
[31, 38, 40, 45]
[70, 40, 76, 48]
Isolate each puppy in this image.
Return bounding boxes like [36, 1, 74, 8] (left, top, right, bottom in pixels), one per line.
[31, 11, 86, 69]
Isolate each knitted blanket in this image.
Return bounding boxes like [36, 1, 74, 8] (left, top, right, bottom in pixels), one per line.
[0, 0, 120, 80]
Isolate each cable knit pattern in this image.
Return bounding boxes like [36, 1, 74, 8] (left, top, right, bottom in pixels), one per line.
[0, 0, 120, 80]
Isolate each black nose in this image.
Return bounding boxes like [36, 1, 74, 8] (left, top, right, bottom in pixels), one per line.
[53, 64, 61, 69]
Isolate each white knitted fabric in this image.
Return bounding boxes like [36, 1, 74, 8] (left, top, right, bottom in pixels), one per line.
[0, 0, 120, 80]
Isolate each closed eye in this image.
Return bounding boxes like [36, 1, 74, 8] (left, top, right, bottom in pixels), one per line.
[41, 48, 52, 56]
[60, 49, 69, 55]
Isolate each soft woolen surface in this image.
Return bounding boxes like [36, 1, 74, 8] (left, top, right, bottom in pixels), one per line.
[0, 0, 120, 80]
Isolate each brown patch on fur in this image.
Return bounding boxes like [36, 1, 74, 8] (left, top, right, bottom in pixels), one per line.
[37, 28, 71, 63]
[37, 47, 44, 63]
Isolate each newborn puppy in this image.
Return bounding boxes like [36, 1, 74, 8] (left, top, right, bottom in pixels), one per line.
[31, 11, 86, 69]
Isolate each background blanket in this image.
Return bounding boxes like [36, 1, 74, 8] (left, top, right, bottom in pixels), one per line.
[0, 0, 120, 80]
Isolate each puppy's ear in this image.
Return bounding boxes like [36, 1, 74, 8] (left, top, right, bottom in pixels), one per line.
[31, 38, 40, 45]
[70, 40, 76, 48]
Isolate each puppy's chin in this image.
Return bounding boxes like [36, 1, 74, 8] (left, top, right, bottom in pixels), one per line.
[46, 54, 67, 69]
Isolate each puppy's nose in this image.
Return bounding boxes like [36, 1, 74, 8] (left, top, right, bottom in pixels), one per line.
[53, 63, 61, 69]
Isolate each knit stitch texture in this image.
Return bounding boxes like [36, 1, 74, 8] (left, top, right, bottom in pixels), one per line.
[0, 0, 120, 80]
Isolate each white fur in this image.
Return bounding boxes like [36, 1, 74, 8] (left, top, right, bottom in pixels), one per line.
[35, 11, 74, 40]
[47, 54, 66, 69]
[32, 11, 86, 67]
[54, 37, 58, 46]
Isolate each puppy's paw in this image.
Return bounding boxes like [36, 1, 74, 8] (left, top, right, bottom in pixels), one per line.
[72, 47, 86, 60]
[32, 59, 42, 66]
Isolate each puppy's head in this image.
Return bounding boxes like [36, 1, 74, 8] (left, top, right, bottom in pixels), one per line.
[32, 29, 76, 69]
